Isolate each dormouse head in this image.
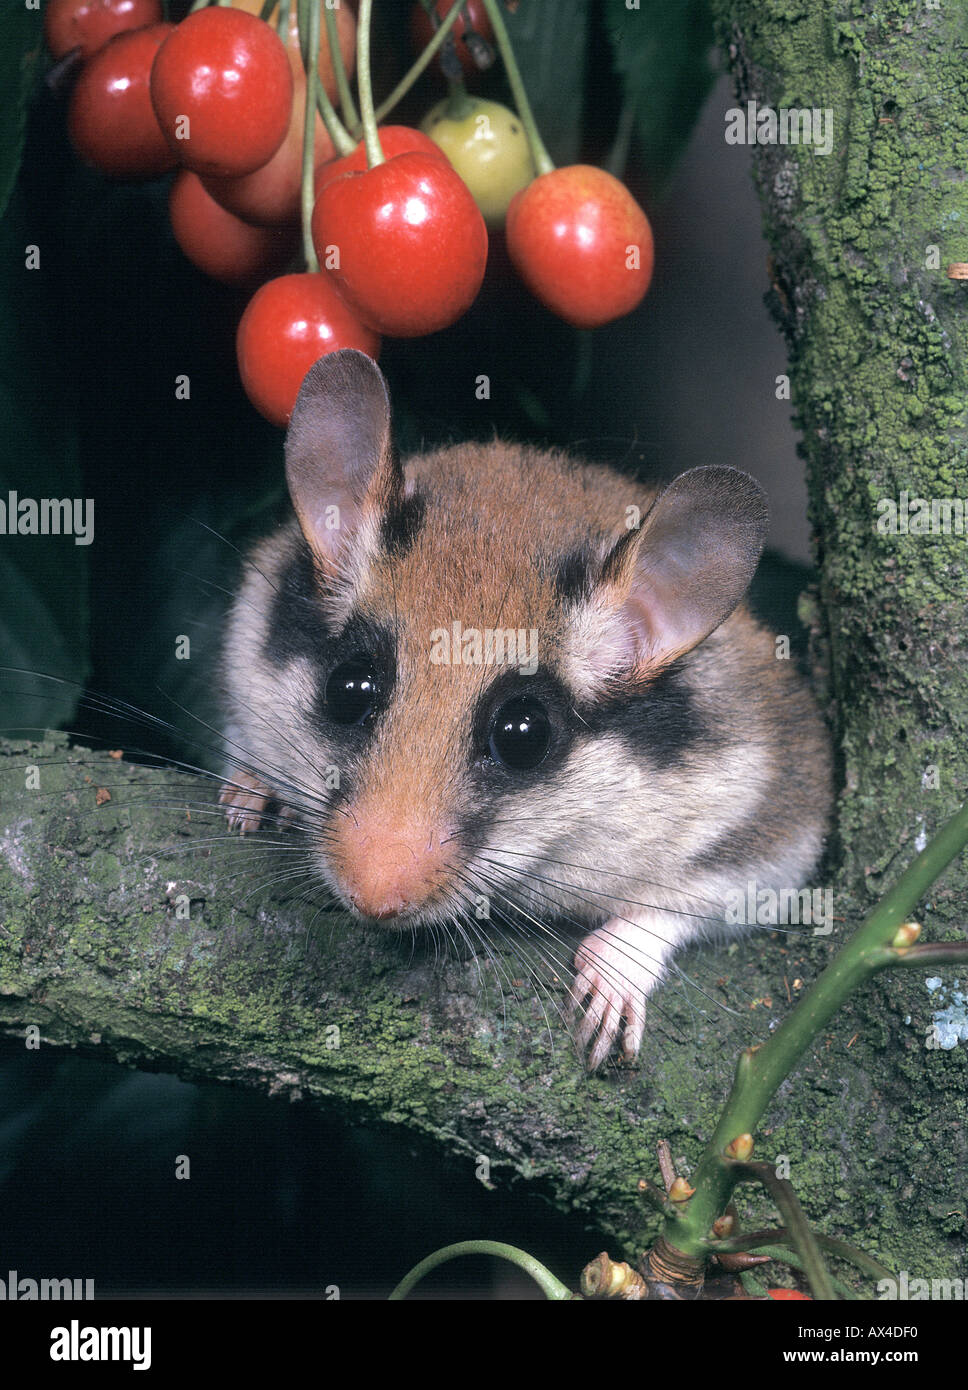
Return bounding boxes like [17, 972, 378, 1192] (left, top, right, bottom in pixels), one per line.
[279, 350, 768, 927]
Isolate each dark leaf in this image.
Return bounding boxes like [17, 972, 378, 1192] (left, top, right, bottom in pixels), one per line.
[0, 190, 89, 734]
[503, 0, 590, 166]
[604, 0, 716, 195]
[0, 6, 44, 224]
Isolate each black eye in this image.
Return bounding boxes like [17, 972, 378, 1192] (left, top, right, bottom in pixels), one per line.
[488, 696, 552, 770]
[325, 658, 381, 726]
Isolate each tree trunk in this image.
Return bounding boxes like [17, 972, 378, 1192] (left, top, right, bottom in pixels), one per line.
[709, 0, 968, 1276]
[713, 0, 968, 892]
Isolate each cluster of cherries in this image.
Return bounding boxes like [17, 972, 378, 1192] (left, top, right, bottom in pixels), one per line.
[46, 0, 655, 428]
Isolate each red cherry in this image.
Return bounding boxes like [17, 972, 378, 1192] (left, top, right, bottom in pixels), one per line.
[410, 0, 493, 77]
[236, 273, 381, 427]
[67, 24, 176, 180]
[228, 0, 357, 107]
[505, 165, 654, 328]
[201, 68, 335, 227]
[766, 1289, 812, 1300]
[150, 7, 293, 179]
[44, 0, 163, 62]
[314, 125, 448, 200]
[169, 170, 294, 286]
[312, 152, 487, 338]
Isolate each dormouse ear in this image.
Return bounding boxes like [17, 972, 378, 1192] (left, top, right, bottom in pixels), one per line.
[594, 466, 768, 682]
[284, 349, 401, 578]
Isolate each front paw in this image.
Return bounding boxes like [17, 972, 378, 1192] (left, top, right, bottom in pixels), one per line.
[218, 771, 274, 835]
[570, 923, 662, 1071]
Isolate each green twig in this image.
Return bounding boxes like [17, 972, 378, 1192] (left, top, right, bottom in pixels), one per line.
[389, 1240, 573, 1300]
[663, 797, 968, 1261]
[636, 1178, 679, 1218]
[710, 1227, 894, 1283]
[890, 941, 968, 968]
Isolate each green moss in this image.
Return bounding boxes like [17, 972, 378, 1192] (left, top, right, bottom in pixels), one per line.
[704, 0, 968, 1284]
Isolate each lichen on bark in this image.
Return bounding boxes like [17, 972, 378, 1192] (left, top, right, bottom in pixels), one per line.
[708, 0, 968, 1279]
[1, 734, 965, 1284]
[714, 0, 968, 891]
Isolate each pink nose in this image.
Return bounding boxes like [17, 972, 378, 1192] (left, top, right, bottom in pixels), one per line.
[332, 808, 453, 920]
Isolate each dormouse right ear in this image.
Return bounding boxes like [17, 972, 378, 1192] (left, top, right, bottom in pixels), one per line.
[575, 466, 769, 690]
[284, 349, 401, 580]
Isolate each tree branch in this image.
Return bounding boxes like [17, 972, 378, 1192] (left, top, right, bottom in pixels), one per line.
[0, 734, 965, 1280]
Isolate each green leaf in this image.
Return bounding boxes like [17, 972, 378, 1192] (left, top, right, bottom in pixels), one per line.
[0, 5, 44, 225]
[0, 189, 89, 735]
[502, 0, 590, 167]
[604, 0, 716, 195]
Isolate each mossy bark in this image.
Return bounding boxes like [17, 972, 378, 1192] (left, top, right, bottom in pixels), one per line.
[706, 0, 968, 1280]
[713, 0, 968, 885]
[0, 735, 964, 1286]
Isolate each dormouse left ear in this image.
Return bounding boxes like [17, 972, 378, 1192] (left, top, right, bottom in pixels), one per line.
[593, 466, 769, 683]
[284, 349, 401, 582]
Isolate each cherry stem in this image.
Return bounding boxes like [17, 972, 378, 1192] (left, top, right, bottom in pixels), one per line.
[259, 2, 352, 156]
[477, 0, 554, 176]
[356, 0, 384, 168]
[313, 63, 356, 154]
[444, 73, 475, 122]
[44, 46, 83, 92]
[389, 1241, 572, 1301]
[368, 0, 469, 128]
[297, 0, 322, 272]
[322, 3, 358, 132]
[607, 88, 638, 181]
[292, 0, 354, 156]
